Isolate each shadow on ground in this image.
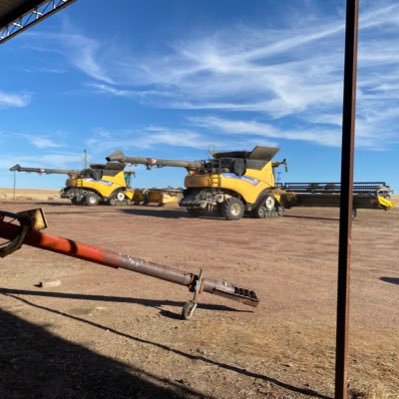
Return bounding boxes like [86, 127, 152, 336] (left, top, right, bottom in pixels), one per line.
[283, 214, 339, 222]
[0, 288, 248, 318]
[1, 290, 331, 399]
[380, 276, 399, 285]
[0, 308, 211, 399]
[120, 207, 189, 219]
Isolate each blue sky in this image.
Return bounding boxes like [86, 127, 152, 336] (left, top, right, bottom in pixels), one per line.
[1, 0, 398, 191]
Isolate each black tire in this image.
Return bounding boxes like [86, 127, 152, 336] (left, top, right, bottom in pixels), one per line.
[220, 197, 244, 220]
[264, 195, 275, 210]
[182, 301, 197, 320]
[187, 207, 204, 217]
[86, 193, 100, 206]
[71, 197, 82, 205]
[253, 205, 266, 218]
[116, 191, 125, 202]
[109, 191, 126, 206]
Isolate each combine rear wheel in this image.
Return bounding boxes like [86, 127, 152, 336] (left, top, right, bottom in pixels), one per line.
[221, 197, 244, 220]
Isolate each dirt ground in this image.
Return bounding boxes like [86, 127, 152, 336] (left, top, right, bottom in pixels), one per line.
[0, 196, 398, 399]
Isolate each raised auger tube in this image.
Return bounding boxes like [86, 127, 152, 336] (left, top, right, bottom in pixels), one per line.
[10, 164, 80, 175]
[0, 209, 259, 320]
[106, 150, 204, 170]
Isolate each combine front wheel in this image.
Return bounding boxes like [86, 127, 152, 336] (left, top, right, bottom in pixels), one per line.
[221, 198, 244, 220]
[86, 193, 100, 206]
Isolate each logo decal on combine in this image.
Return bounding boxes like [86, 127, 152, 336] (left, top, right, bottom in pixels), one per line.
[83, 178, 113, 186]
[221, 173, 260, 186]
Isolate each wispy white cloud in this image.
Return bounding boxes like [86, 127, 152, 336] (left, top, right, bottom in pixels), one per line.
[88, 82, 131, 97]
[21, 66, 67, 74]
[24, 30, 114, 84]
[62, 34, 114, 84]
[86, 126, 227, 153]
[30, 137, 62, 149]
[0, 91, 31, 108]
[22, 1, 399, 150]
[189, 116, 341, 147]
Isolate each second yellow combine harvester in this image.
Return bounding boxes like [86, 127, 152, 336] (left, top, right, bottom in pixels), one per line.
[106, 146, 394, 220]
[10, 163, 135, 206]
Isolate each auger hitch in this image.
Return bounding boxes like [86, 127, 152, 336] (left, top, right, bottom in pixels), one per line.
[0, 209, 259, 320]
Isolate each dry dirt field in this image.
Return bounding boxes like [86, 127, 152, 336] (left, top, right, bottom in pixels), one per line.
[0, 193, 398, 399]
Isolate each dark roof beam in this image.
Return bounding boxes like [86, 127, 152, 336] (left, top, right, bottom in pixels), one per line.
[0, 0, 75, 44]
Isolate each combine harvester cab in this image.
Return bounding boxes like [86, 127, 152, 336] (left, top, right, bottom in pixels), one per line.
[106, 146, 287, 220]
[279, 181, 394, 217]
[10, 163, 135, 206]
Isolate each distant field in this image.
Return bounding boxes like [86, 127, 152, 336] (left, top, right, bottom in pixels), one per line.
[0, 187, 61, 201]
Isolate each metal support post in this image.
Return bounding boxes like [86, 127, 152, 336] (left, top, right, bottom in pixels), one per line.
[335, 1, 359, 398]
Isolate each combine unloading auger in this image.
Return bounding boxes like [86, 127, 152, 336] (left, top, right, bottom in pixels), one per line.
[0, 209, 259, 319]
[10, 164, 80, 176]
[106, 150, 205, 170]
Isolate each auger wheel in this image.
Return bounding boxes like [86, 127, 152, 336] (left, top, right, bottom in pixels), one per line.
[0, 211, 31, 258]
[182, 300, 198, 320]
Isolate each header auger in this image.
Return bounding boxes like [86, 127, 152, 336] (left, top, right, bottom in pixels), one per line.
[0, 208, 259, 320]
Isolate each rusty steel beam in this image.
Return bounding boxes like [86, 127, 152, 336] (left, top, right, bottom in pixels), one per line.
[335, 1, 359, 398]
[0, 209, 258, 319]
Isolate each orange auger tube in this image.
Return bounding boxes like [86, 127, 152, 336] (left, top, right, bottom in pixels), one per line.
[0, 209, 258, 319]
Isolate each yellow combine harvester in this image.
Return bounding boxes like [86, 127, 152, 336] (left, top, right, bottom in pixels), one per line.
[107, 146, 394, 220]
[10, 163, 135, 206]
[107, 146, 287, 219]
